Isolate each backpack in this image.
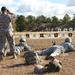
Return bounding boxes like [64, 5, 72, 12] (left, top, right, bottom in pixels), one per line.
[45, 58, 62, 72]
[25, 51, 40, 64]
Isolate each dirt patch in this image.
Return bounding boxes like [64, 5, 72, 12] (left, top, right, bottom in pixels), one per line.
[0, 38, 75, 75]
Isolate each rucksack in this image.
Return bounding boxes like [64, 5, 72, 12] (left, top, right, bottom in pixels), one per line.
[25, 51, 40, 64]
[45, 57, 62, 72]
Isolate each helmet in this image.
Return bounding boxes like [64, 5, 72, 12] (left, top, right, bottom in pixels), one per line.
[34, 65, 45, 74]
[19, 38, 26, 42]
[65, 38, 72, 43]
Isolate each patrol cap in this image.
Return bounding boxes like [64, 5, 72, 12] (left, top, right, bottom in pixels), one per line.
[65, 38, 72, 43]
[1, 6, 7, 12]
[19, 38, 26, 42]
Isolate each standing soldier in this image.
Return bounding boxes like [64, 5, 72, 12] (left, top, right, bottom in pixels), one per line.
[0, 6, 17, 60]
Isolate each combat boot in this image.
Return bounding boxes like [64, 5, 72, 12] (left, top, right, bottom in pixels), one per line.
[13, 53, 17, 59]
[4, 50, 7, 57]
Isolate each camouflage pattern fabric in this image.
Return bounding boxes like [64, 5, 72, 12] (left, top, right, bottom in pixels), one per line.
[37, 38, 75, 57]
[45, 58, 62, 72]
[14, 41, 32, 55]
[37, 45, 64, 56]
[15, 42, 32, 55]
[4, 37, 32, 55]
[0, 13, 15, 54]
[60, 42, 75, 52]
[25, 51, 40, 64]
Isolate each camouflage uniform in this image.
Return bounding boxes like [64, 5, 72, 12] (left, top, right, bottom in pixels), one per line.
[15, 38, 32, 55]
[60, 38, 75, 52]
[37, 38, 75, 56]
[5, 37, 32, 55]
[37, 45, 64, 56]
[51, 38, 75, 56]
[0, 11, 15, 54]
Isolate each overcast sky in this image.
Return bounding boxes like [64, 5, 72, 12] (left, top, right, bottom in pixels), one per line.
[0, 0, 75, 19]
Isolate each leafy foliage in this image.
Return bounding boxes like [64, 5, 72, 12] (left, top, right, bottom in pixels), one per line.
[15, 14, 75, 31]
[16, 15, 28, 31]
[63, 14, 71, 24]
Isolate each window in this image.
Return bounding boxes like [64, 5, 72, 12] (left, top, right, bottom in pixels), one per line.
[62, 34, 65, 37]
[68, 33, 72, 37]
[33, 34, 36, 38]
[18, 34, 22, 38]
[40, 34, 44, 37]
[54, 33, 58, 37]
[47, 34, 51, 37]
[26, 34, 30, 38]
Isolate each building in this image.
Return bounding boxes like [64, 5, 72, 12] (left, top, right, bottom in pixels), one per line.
[14, 28, 75, 39]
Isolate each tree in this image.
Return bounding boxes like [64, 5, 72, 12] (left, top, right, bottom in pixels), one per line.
[46, 17, 51, 23]
[36, 15, 47, 23]
[51, 16, 59, 24]
[26, 15, 37, 31]
[69, 14, 75, 28]
[16, 15, 28, 31]
[26, 15, 36, 23]
[63, 14, 71, 24]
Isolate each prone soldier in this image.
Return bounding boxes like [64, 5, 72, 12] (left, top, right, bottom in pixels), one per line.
[37, 38, 75, 57]
[4, 37, 32, 56]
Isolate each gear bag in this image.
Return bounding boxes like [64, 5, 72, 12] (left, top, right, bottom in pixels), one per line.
[25, 51, 40, 64]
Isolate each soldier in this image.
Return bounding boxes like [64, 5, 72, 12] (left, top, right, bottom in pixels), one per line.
[4, 37, 32, 56]
[7, 9, 15, 35]
[37, 38, 75, 57]
[60, 38, 75, 52]
[15, 37, 32, 54]
[0, 6, 17, 60]
[37, 45, 63, 56]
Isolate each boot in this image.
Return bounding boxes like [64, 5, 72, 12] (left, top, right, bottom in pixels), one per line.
[4, 50, 7, 57]
[13, 53, 17, 59]
[0, 53, 3, 61]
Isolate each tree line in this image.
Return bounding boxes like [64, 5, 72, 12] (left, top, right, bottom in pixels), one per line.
[15, 14, 75, 32]
[0, 12, 75, 32]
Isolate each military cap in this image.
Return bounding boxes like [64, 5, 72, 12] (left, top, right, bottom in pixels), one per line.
[1, 6, 7, 12]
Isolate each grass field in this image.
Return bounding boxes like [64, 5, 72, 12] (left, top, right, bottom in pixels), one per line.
[0, 38, 75, 75]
